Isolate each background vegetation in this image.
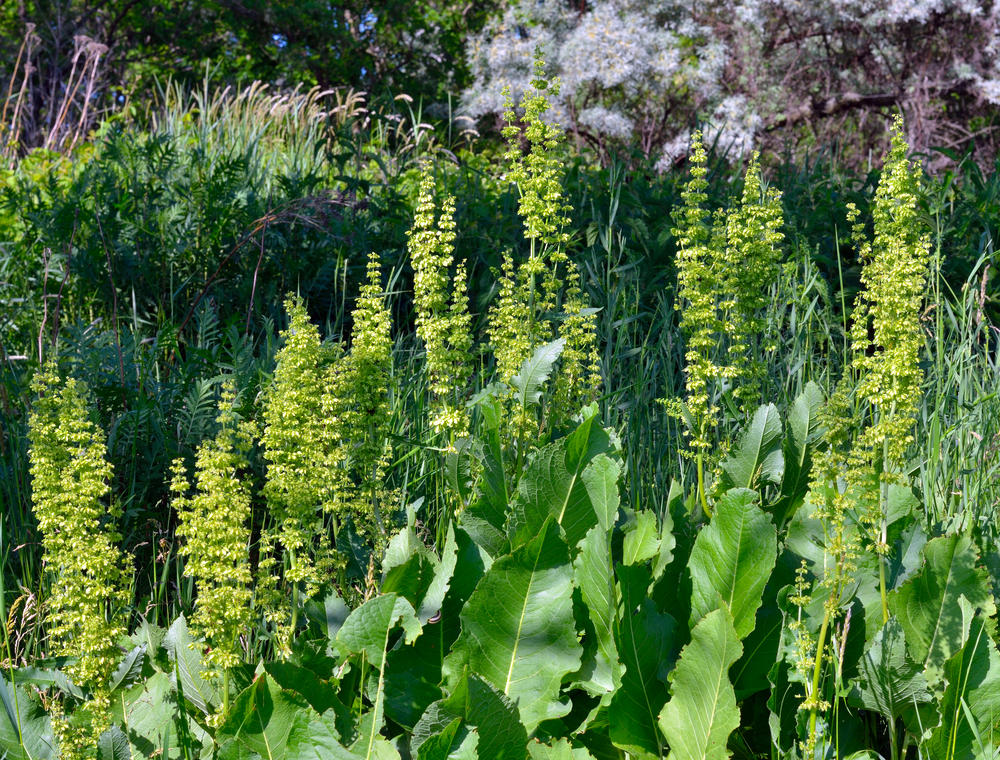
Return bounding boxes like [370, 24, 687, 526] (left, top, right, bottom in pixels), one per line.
[1, 3, 1000, 759]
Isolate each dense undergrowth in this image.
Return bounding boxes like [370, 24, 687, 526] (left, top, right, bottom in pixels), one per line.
[1, 73, 999, 759]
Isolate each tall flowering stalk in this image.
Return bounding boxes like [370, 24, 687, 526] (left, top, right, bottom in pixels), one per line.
[171, 381, 255, 716]
[28, 363, 126, 759]
[407, 168, 473, 442]
[668, 131, 724, 515]
[846, 117, 929, 623]
[488, 54, 600, 432]
[340, 252, 395, 544]
[668, 136, 784, 515]
[261, 296, 335, 653]
[723, 152, 784, 409]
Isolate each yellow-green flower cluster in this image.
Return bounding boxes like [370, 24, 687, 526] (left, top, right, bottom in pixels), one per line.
[340, 253, 395, 542]
[848, 117, 929, 474]
[489, 55, 601, 427]
[669, 137, 785, 452]
[407, 168, 473, 440]
[502, 58, 571, 248]
[171, 382, 255, 679]
[723, 152, 784, 408]
[550, 263, 601, 424]
[667, 131, 725, 456]
[260, 296, 344, 652]
[28, 363, 127, 759]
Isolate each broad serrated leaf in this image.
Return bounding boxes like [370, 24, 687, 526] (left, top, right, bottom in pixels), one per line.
[688, 488, 776, 639]
[659, 608, 743, 760]
[623, 510, 660, 566]
[573, 524, 621, 697]
[718, 404, 783, 491]
[97, 725, 132, 760]
[415, 673, 527, 760]
[419, 524, 460, 625]
[512, 339, 566, 406]
[384, 626, 445, 729]
[889, 534, 996, 688]
[415, 718, 478, 760]
[215, 675, 310, 760]
[444, 520, 581, 732]
[774, 383, 824, 524]
[853, 617, 931, 721]
[581, 455, 621, 534]
[528, 737, 596, 759]
[110, 644, 147, 695]
[285, 709, 355, 760]
[336, 594, 421, 668]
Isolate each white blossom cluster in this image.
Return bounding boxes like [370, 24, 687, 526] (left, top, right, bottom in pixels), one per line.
[464, 0, 1000, 166]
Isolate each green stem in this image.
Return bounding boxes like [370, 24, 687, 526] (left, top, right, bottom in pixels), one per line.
[697, 451, 711, 518]
[223, 668, 230, 717]
[289, 549, 299, 657]
[808, 606, 832, 743]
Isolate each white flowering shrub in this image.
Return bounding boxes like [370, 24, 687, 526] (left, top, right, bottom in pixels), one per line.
[465, 0, 1000, 166]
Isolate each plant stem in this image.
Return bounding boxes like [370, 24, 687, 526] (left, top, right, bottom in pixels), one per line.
[808, 606, 832, 742]
[696, 451, 711, 517]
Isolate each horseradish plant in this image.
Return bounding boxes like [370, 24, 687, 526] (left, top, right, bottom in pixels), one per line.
[667, 133, 784, 515]
[170, 382, 256, 717]
[27, 364, 127, 759]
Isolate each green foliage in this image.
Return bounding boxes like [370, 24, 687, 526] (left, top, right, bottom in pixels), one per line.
[5, 74, 1000, 760]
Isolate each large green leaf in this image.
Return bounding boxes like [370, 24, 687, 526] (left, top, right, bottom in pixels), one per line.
[97, 725, 132, 760]
[889, 534, 996, 688]
[512, 339, 566, 406]
[582, 455, 621, 534]
[337, 594, 421, 758]
[0, 673, 55, 760]
[608, 564, 677, 758]
[718, 404, 783, 491]
[659, 608, 743, 760]
[774, 383, 824, 525]
[163, 615, 219, 715]
[285, 709, 355, 760]
[413, 673, 527, 760]
[924, 616, 1000, 760]
[688, 488, 776, 639]
[336, 594, 421, 669]
[622, 510, 660, 567]
[415, 718, 478, 759]
[528, 738, 596, 759]
[444, 520, 581, 732]
[573, 524, 621, 697]
[852, 617, 931, 721]
[508, 413, 612, 550]
[384, 625, 445, 729]
[215, 674, 311, 760]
